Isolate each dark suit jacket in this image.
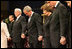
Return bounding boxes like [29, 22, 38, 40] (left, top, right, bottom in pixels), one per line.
[27, 12, 43, 43]
[66, 8, 71, 48]
[43, 15, 52, 48]
[49, 2, 68, 48]
[12, 16, 26, 42]
[68, 9, 71, 48]
[8, 21, 14, 37]
[43, 16, 51, 37]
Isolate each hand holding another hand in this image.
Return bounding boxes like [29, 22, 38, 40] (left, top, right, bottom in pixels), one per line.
[21, 33, 26, 39]
[60, 36, 66, 45]
[38, 35, 43, 41]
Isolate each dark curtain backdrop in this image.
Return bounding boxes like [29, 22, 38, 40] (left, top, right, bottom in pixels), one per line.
[9, 1, 45, 21]
[1, 1, 67, 20]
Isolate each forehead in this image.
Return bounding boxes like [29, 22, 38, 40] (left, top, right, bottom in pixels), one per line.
[9, 16, 13, 18]
[14, 10, 20, 13]
[24, 10, 28, 13]
[24, 10, 26, 12]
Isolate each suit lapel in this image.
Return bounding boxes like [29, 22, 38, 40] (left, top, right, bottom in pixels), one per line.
[28, 13, 34, 24]
[27, 13, 35, 28]
[55, 2, 60, 9]
[15, 16, 21, 22]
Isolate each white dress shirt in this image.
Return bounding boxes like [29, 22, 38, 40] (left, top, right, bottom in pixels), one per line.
[16, 15, 21, 21]
[55, 1, 60, 7]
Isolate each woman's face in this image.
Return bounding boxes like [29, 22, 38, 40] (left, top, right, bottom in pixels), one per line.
[43, 10, 51, 16]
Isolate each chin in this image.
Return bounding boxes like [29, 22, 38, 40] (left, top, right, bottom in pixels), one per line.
[15, 16, 17, 17]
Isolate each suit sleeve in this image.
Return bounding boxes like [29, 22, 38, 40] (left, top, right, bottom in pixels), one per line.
[21, 16, 27, 35]
[59, 5, 68, 37]
[35, 14, 43, 36]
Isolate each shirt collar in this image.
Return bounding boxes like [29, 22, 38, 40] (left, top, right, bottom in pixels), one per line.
[17, 15, 21, 19]
[30, 11, 34, 17]
[55, 1, 60, 7]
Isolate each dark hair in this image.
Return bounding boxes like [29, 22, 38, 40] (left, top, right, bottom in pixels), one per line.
[9, 15, 14, 18]
[1, 14, 4, 21]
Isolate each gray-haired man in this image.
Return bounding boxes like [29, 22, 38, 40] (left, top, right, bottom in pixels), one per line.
[12, 8, 26, 48]
[23, 6, 43, 48]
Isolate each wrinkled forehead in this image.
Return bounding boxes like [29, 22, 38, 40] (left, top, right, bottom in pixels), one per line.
[14, 10, 20, 13]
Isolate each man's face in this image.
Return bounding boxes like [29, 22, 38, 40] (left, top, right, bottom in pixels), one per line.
[66, 1, 71, 8]
[14, 10, 20, 17]
[23, 10, 31, 17]
[9, 16, 14, 22]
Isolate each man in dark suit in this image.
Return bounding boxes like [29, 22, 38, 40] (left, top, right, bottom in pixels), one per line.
[12, 8, 26, 48]
[8, 15, 15, 48]
[8, 15, 15, 38]
[23, 6, 43, 48]
[45, 1, 68, 48]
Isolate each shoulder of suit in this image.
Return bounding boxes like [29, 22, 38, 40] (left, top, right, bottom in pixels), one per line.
[58, 3, 67, 9]
[34, 12, 40, 17]
[20, 16, 26, 21]
[20, 16, 25, 19]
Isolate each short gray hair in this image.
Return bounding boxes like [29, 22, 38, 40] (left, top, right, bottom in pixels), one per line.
[14, 8, 22, 13]
[23, 5, 32, 12]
